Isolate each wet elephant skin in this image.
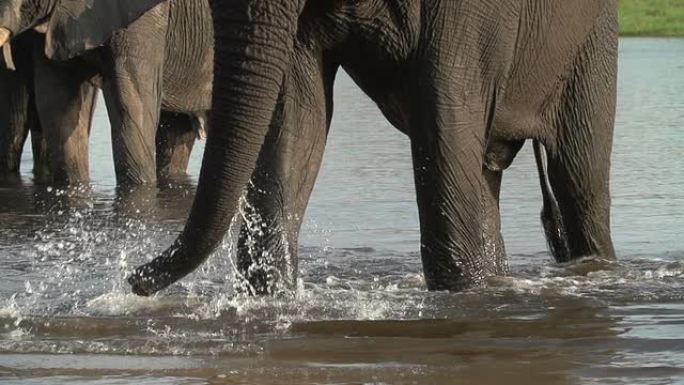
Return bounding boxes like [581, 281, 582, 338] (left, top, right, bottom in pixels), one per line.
[0, 0, 212, 186]
[130, 0, 619, 295]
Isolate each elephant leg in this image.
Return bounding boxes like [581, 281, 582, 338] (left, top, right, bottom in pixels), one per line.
[236, 56, 335, 295]
[410, 102, 491, 291]
[482, 169, 507, 275]
[102, 5, 168, 186]
[33, 55, 96, 186]
[156, 112, 196, 182]
[545, 32, 617, 261]
[482, 138, 524, 274]
[24, 75, 50, 182]
[0, 67, 31, 179]
[29, 111, 50, 182]
[236, 117, 329, 295]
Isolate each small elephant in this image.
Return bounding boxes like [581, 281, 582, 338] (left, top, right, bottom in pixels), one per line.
[129, 0, 619, 296]
[0, 31, 53, 181]
[12, 31, 99, 184]
[1, 32, 202, 185]
[0, 0, 213, 186]
[0, 31, 192, 185]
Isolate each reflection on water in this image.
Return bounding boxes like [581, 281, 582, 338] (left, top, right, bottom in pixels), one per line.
[0, 38, 682, 384]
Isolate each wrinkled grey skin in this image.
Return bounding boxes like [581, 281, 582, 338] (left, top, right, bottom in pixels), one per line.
[0, 0, 213, 186]
[30, 34, 98, 185]
[129, 0, 619, 295]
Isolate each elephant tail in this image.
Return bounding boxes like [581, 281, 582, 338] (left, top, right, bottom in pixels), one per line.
[533, 140, 572, 263]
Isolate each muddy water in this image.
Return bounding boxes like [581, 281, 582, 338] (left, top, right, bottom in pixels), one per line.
[0, 38, 682, 384]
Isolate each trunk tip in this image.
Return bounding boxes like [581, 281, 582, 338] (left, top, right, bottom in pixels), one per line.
[128, 264, 169, 297]
[128, 243, 192, 296]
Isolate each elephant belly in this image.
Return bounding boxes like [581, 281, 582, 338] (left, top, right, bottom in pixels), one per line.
[490, 0, 609, 143]
[161, 72, 212, 113]
[161, 0, 214, 113]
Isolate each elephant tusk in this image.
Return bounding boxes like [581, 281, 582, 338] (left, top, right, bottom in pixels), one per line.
[0, 28, 9, 47]
[0, 28, 15, 71]
[2, 43, 15, 71]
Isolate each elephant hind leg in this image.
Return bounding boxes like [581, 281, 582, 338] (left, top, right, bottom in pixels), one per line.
[410, 97, 492, 291]
[33, 56, 96, 186]
[482, 139, 525, 275]
[29, 103, 50, 182]
[545, 30, 617, 261]
[156, 111, 196, 183]
[482, 169, 507, 275]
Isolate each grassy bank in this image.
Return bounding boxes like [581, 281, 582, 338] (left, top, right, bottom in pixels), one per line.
[620, 0, 684, 36]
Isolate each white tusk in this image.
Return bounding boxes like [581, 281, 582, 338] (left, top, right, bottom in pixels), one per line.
[0, 28, 14, 71]
[3, 44, 15, 71]
[0, 28, 9, 48]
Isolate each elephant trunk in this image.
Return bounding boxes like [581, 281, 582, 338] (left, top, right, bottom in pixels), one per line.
[128, 0, 302, 296]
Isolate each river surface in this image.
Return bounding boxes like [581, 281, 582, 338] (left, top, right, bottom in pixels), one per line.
[0, 38, 682, 384]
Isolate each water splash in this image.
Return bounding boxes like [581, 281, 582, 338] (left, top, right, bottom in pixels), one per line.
[0, 188, 682, 356]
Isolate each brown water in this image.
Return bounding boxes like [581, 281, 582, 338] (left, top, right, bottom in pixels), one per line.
[0, 38, 682, 384]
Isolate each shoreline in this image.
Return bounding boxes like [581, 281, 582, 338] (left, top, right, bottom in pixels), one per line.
[620, 34, 684, 38]
[619, 0, 684, 37]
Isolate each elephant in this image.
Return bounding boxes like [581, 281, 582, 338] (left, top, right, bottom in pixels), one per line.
[126, 0, 619, 296]
[0, 31, 52, 181]
[0, 32, 201, 185]
[0, 0, 213, 186]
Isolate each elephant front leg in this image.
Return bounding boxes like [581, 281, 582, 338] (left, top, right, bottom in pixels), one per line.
[481, 138, 524, 273]
[236, 179, 298, 296]
[482, 168, 507, 275]
[102, 8, 168, 186]
[410, 104, 494, 291]
[236, 56, 334, 295]
[29, 119, 50, 183]
[156, 112, 196, 182]
[33, 55, 96, 186]
[102, 66, 161, 186]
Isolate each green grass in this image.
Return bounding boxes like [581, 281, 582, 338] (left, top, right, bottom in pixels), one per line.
[620, 0, 684, 36]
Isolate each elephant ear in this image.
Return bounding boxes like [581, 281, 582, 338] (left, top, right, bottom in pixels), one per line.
[44, 0, 164, 61]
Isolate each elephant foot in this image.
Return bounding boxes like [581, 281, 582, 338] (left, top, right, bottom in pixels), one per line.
[235, 257, 296, 296]
[236, 217, 298, 296]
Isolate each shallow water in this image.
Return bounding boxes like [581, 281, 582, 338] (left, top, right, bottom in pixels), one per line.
[0, 38, 682, 384]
